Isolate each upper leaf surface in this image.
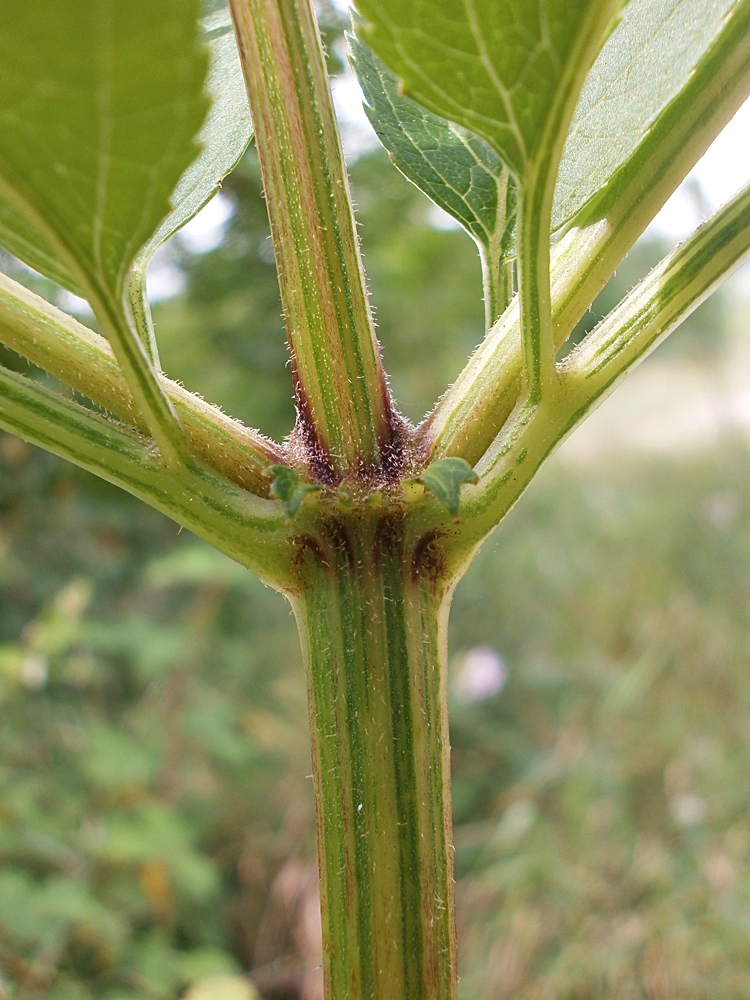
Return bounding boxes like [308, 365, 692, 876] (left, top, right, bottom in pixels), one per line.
[353, 0, 622, 179]
[0, 0, 209, 302]
[349, 31, 514, 254]
[552, 0, 738, 230]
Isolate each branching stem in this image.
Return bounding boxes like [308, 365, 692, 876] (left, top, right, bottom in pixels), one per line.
[422, 1, 750, 465]
[448, 181, 750, 558]
[0, 365, 295, 585]
[0, 271, 282, 496]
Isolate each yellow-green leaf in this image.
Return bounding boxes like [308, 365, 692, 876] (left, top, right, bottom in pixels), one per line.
[552, 0, 739, 230]
[0, 4, 252, 299]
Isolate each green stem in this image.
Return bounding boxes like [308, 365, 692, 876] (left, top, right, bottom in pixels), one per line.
[563, 181, 750, 399]
[516, 176, 556, 405]
[480, 170, 515, 331]
[0, 366, 294, 586]
[89, 279, 191, 469]
[450, 180, 750, 555]
[229, 0, 395, 478]
[126, 262, 161, 367]
[423, 0, 750, 464]
[0, 271, 281, 495]
[480, 247, 514, 334]
[291, 511, 457, 1000]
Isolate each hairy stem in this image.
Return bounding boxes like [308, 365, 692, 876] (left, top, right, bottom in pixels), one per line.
[563, 182, 750, 399]
[450, 181, 750, 554]
[0, 272, 281, 496]
[229, 0, 395, 478]
[0, 366, 295, 585]
[423, 0, 750, 464]
[292, 511, 457, 1000]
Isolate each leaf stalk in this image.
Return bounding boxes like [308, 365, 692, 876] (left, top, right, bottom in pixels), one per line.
[0, 272, 282, 496]
[422, 0, 750, 466]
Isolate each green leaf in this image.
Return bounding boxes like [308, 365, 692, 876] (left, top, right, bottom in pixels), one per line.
[552, 0, 739, 231]
[0, 201, 78, 292]
[353, 0, 624, 181]
[126, 5, 253, 358]
[0, 0, 214, 462]
[0, 5, 251, 298]
[267, 465, 319, 518]
[134, 7, 253, 267]
[0, 0, 209, 304]
[417, 457, 479, 518]
[349, 30, 515, 258]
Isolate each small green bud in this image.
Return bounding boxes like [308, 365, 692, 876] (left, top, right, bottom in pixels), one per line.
[416, 457, 479, 518]
[266, 465, 318, 519]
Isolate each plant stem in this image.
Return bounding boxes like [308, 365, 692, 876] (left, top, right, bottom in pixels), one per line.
[451, 181, 750, 553]
[480, 247, 513, 334]
[0, 271, 282, 495]
[0, 366, 295, 584]
[126, 262, 161, 366]
[423, 0, 750, 464]
[563, 181, 750, 394]
[291, 510, 457, 1000]
[516, 176, 556, 405]
[479, 169, 515, 331]
[229, 0, 395, 479]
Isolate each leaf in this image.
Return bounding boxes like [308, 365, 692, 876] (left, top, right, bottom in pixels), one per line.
[135, 7, 253, 266]
[349, 30, 515, 258]
[353, 0, 624, 180]
[417, 457, 479, 518]
[0, 5, 252, 298]
[0, 0, 209, 305]
[0, 201, 78, 292]
[552, 0, 739, 231]
[267, 465, 319, 518]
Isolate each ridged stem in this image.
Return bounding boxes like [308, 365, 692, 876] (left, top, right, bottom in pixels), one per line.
[451, 180, 750, 555]
[229, 0, 394, 478]
[423, 0, 750, 464]
[291, 511, 457, 1000]
[0, 366, 295, 586]
[0, 271, 281, 496]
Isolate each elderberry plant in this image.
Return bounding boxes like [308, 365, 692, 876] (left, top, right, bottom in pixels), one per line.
[0, 0, 749, 997]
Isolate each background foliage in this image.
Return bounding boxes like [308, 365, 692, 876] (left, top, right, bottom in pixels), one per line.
[1, 26, 750, 999]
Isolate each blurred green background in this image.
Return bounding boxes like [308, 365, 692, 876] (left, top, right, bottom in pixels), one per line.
[2, 21, 750, 997]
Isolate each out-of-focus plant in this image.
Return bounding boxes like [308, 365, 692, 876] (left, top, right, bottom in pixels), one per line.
[0, 1, 749, 997]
